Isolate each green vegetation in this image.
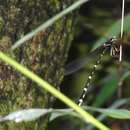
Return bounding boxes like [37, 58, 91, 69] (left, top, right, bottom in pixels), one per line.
[0, 0, 130, 130]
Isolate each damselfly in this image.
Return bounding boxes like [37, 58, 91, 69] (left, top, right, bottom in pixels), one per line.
[65, 36, 121, 106]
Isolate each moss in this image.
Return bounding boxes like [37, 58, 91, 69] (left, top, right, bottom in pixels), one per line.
[0, 0, 75, 129]
[0, 17, 4, 33]
[51, 0, 61, 10]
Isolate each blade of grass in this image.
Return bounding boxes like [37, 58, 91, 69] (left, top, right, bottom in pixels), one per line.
[0, 52, 109, 130]
[92, 76, 118, 107]
[11, 0, 89, 50]
[86, 107, 130, 119]
[51, 98, 130, 121]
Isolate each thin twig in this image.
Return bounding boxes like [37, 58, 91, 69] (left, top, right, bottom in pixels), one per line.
[119, 0, 125, 62]
[117, 0, 125, 98]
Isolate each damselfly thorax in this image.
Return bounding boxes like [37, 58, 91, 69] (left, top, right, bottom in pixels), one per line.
[104, 36, 121, 59]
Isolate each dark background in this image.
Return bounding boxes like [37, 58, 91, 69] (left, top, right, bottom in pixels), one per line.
[49, 0, 130, 130]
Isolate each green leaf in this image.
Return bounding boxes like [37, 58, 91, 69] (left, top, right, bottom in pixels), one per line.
[92, 13, 130, 50]
[0, 109, 52, 122]
[92, 76, 118, 107]
[120, 70, 130, 82]
[99, 109, 130, 119]
[87, 107, 130, 119]
[49, 109, 76, 121]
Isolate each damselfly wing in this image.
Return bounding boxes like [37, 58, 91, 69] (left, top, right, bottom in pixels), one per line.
[65, 36, 120, 76]
[65, 48, 101, 76]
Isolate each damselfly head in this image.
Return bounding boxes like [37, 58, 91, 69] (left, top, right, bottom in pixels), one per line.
[105, 36, 117, 46]
[110, 36, 117, 42]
